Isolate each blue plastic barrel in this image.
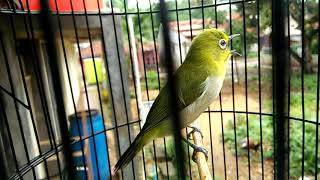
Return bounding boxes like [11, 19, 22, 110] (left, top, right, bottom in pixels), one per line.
[68, 110, 110, 180]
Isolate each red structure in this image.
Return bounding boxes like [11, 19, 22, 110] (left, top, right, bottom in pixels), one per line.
[136, 43, 160, 72]
[20, 0, 103, 12]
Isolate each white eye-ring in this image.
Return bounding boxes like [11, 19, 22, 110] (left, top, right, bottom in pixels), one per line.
[219, 39, 227, 49]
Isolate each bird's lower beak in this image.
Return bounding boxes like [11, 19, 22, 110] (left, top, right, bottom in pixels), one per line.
[229, 34, 240, 41]
[231, 50, 242, 56]
[229, 34, 241, 56]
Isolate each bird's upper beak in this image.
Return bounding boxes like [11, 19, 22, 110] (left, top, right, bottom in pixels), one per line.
[229, 34, 240, 41]
[228, 34, 241, 56]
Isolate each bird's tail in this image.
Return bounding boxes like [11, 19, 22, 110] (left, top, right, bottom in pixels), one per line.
[113, 132, 148, 174]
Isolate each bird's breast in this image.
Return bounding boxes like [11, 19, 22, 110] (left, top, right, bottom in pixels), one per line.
[180, 76, 224, 127]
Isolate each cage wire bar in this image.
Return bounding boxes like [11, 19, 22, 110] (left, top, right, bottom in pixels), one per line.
[0, 0, 319, 179]
[316, 0, 320, 178]
[286, 0, 292, 178]
[272, 0, 289, 179]
[227, 1, 239, 179]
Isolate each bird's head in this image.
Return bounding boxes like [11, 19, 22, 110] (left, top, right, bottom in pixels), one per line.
[187, 28, 240, 63]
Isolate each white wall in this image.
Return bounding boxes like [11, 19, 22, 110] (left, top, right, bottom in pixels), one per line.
[56, 39, 82, 120]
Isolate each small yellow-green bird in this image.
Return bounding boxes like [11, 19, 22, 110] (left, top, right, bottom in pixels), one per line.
[114, 28, 240, 173]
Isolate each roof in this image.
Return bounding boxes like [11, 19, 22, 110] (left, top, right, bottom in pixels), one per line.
[168, 19, 214, 38]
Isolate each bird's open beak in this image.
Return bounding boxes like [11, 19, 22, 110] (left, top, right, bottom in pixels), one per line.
[229, 34, 242, 56]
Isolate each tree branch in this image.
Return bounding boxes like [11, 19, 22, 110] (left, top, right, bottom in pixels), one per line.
[190, 122, 212, 180]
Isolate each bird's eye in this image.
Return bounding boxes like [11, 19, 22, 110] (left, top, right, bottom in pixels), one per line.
[219, 39, 227, 49]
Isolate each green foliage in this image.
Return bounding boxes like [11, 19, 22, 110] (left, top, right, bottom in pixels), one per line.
[141, 70, 165, 90]
[290, 73, 318, 92]
[233, 2, 265, 54]
[121, 0, 228, 43]
[224, 74, 320, 178]
[110, 0, 125, 10]
[164, 136, 192, 167]
[224, 115, 274, 158]
[289, 121, 320, 177]
[224, 113, 320, 177]
[146, 70, 160, 90]
[230, 21, 257, 54]
[259, 2, 272, 31]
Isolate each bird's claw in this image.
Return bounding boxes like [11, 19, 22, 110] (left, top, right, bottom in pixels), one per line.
[187, 125, 204, 140]
[182, 138, 209, 162]
[192, 146, 208, 162]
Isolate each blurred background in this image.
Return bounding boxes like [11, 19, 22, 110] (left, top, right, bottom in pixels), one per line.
[0, 0, 319, 179]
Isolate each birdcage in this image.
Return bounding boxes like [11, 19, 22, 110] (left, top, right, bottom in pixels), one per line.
[0, 0, 319, 179]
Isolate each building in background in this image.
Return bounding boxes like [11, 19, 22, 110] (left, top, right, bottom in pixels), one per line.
[0, 0, 135, 179]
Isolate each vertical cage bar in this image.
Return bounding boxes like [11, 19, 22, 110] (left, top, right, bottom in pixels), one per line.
[315, 0, 320, 178]
[286, 0, 291, 178]
[159, 0, 186, 178]
[272, 0, 289, 179]
[39, 0, 75, 178]
[186, 0, 194, 178]
[174, 0, 183, 65]
[228, 1, 239, 179]
[301, 0, 306, 178]
[213, 2, 228, 179]
[256, 0, 264, 179]
[174, 1, 191, 178]
[214, 0, 227, 176]
[212, 1, 219, 178]
[256, 0, 264, 180]
[241, 1, 251, 179]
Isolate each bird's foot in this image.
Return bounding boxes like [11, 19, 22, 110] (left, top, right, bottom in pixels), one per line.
[192, 146, 208, 162]
[187, 125, 204, 140]
[182, 138, 208, 162]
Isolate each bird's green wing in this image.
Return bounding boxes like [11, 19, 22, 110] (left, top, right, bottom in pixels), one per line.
[142, 63, 208, 131]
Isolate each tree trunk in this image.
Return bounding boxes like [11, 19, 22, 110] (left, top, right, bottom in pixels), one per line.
[289, 39, 314, 74]
[303, 39, 314, 73]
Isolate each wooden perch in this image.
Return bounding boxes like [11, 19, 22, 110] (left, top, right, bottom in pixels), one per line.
[190, 122, 212, 180]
